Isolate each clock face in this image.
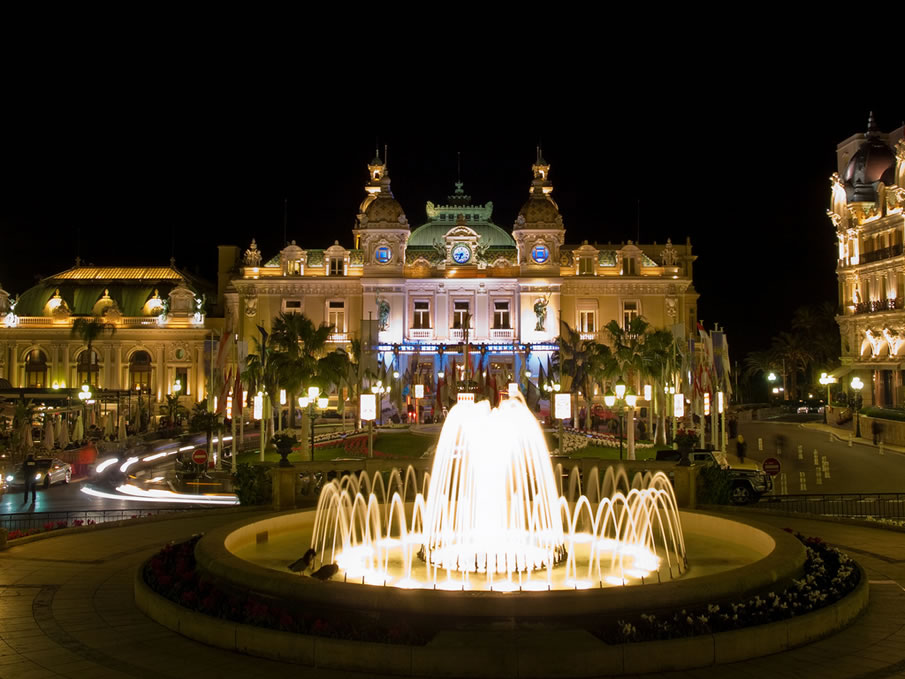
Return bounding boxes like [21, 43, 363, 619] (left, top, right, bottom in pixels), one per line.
[451, 244, 472, 264]
[374, 246, 392, 264]
[531, 243, 550, 264]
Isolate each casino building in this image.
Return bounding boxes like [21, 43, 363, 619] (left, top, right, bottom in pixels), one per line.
[223, 151, 700, 412]
[830, 114, 905, 406]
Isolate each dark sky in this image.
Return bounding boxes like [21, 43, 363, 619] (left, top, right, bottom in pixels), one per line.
[0, 66, 900, 363]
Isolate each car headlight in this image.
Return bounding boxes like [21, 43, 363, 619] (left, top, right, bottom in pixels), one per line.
[35, 473, 42, 481]
[5, 475, 12, 482]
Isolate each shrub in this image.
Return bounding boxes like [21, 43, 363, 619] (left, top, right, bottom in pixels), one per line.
[232, 463, 272, 505]
[696, 464, 732, 505]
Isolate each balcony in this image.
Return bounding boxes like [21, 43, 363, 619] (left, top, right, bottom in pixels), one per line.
[860, 243, 904, 264]
[408, 328, 433, 340]
[579, 332, 598, 341]
[327, 333, 350, 343]
[449, 328, 466, 341]
[853, 298, 904, 315]
[489, 328, 515, 340]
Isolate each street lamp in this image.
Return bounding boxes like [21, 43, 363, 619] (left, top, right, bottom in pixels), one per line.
[819, 372, 837, 424]
[850, 376, 864, 438]
[604, 382, 638, 460]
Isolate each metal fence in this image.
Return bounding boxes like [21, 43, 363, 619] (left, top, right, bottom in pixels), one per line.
[0, 507, 216, 533]
[756, 493, 905, 520]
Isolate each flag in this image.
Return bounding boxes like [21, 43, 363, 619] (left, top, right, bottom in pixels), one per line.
[214, 313, 235, 380]
[217, 368, 232, 416]
[234, 367, 243, 415]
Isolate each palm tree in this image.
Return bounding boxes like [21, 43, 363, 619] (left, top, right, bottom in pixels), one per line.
[644, 328, 684, 444]
[559, 321, 608, 429]
[771, 331, 814, 400]
[243, 326, 280, 455]
[70, 316, 116, 386]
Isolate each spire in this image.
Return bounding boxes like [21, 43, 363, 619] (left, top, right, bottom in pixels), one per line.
[530, 147, 552, 194]
[866, 111, 879, 138]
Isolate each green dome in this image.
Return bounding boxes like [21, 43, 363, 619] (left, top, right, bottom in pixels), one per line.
[407, 218, 515, 248]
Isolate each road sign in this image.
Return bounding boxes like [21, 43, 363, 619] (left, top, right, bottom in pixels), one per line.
[192, 449, 208, 465]
[762, 457, 781, 476]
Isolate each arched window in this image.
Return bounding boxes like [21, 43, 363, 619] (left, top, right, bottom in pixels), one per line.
[24, 349, 48, 388]
[76, 349, 100, 387]
[129, 351, 152, 390]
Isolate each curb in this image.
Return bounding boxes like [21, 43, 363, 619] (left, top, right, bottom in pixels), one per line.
[134, 559, 869, 677]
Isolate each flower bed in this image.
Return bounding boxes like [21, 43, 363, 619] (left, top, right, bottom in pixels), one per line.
[143, 535, 430, 645]
[600, 532, 860, 643]
[562, 426, 654, 452]
[6, 514, 158, 541]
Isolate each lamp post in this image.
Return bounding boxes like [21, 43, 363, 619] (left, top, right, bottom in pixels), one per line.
[850, 376, 864, 438]
[604, 379, 638, 460]
[371, 381, 387, 426]
[819, 372, 837, 424]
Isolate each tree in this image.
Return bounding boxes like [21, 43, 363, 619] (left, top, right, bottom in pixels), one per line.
[243, 326, 279, 456]
[770, 331, 814, 400]
[159, 393, 186, 429]
[70, 316, 116, 386]
[559, 321, 609, 429]
[643, 328, 684, 445]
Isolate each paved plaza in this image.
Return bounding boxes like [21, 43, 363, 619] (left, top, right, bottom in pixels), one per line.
[0, 508, 904, 679]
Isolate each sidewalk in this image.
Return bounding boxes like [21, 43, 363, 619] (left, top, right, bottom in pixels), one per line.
[1, 509, 904, 678]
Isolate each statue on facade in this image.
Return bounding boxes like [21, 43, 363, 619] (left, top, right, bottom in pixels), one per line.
[244, 239, 262, 267]
[245, 293, 258, 318]
[377, 297, 390, 331]
[660, 238, 678, 266]
[534, 296, 549, 331]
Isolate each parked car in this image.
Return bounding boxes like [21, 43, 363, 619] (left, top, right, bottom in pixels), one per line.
[691, 449, 773, 504]
[6, 458, 72, 489]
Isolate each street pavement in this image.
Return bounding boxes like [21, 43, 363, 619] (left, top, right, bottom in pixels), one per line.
[737, 417, 905, 496]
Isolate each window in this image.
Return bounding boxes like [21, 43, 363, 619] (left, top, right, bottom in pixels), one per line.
[413, 300, 431, 329]
[493, 300, 510, 329]
[282, 299, 303, 313]
[286, 259, 302, 275]
[174, 367, 189, 395]
[329, 258, 344, 276]
[374, 246, 392, 264]
[24, 349, 48, 388]
[453, 300, 470, 329]
[623, 301, 639, 330]
[129, 351, 152, 390]
[328, 300, 346, 332]
[76, 349, 99, 386]
[579, 310, 596, 333]
[579, 256, 595, 275]
[622, 257, 637, 275]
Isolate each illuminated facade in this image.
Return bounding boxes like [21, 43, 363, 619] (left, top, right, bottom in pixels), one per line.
[224, 151, 700, 410]
[830, 114, 905, 406]
[0, 263, 212, 405]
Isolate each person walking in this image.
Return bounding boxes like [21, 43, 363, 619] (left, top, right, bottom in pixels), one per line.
[21, 453, 38, 504]
[736, 435, 747, 464]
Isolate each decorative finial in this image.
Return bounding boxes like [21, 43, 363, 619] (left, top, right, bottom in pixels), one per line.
[867, 111, 879, 137]
[75, 256, 81, 267]
[170, 256, 176, 268]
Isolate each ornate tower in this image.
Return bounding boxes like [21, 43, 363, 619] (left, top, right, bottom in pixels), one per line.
[512, 148, 565, 275]
[353, 149, 410, 276]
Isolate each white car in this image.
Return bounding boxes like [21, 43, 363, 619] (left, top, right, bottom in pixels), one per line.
[7, 458, 72, 488]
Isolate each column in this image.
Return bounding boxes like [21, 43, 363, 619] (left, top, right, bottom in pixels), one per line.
[113, 344, 122, 390]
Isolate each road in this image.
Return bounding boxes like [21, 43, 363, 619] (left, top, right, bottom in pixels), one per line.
[737, 417, 905, 495]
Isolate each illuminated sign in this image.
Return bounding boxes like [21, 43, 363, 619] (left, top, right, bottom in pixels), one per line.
[414, 384, 424, 399]
[360, 393, 376, 421]
[673, 393, 684, 418]
[555, 393, 571, 420]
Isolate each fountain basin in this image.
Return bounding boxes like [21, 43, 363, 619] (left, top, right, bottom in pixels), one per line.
[194, 509, 806, 623]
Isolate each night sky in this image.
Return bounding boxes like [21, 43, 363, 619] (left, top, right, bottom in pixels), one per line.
[1, 72, 900, 364]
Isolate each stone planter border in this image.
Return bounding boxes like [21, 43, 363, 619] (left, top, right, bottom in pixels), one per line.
[135, 557, 868, 677]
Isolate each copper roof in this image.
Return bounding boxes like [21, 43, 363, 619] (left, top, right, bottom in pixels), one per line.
[49, 267, 184, 281]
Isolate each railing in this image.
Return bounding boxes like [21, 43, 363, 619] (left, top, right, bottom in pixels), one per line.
[327, 333, 349, 343]
[408, 328, 433, 339]
[489, 328, 514, 340]
[579, 332, 597, 341]
[755, 492, 905, 519]
[853, 298, 902, 314]
[0, 507, 220, 532]
[861, 243, 904, 264]
[448, 328, 466, 341]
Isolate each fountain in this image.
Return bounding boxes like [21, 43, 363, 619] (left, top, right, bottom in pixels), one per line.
[308, 397, 686, 591]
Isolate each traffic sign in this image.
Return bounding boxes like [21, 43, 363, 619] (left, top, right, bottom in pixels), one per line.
[762, 457, 781, 476]
[192, 449, 208, 465]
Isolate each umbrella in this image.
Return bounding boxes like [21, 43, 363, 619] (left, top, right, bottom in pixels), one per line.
[105, 412, 115, 438]
[72, 413, 84, 442]
[58, 415, 70, 447]
[54, 414, 62, 443]
[118, 415, 127, 442]
[43, 415, 55, 450]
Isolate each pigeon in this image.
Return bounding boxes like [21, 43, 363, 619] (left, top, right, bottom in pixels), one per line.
[310, 563, 339, 581]
[288, 548, 316, 573]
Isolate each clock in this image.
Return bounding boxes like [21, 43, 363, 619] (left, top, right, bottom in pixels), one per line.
[531, 243, 550, 264]
[451, 244, 472, 265]
[374, 246, 392, 264]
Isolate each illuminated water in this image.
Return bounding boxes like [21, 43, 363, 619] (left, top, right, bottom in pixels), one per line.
[308, 398, 686, 591]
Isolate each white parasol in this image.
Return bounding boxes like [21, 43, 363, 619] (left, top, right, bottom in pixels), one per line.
[72, 412, 84, 442]
[58, 414, 70, 447]
[43, 415, 55, 451]
[118, 415, 127, 442]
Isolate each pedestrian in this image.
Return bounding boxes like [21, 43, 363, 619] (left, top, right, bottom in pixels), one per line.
[736, 435, 747, 463]
[21, 453, 38, 504]
[871, 420, 883, 445]
[775, 433, 786, 455]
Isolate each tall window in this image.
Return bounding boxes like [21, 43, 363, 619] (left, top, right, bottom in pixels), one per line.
[129, 351, 152, 390]
[452, 300, 470, 329]
[622, 257, 638, 275]
[328, 300, 346, 332]
[174, 367, 189, 394]
[76, 349, 99, 386]
[578, 256, 595, 275]
[493, 300, 510, 329]
[329, 258, 343, 276]
[24, 349, 48, 388]
[413, 301, 431, 329]
[579, 310, 596, 333]
[622, 301, 639, 330]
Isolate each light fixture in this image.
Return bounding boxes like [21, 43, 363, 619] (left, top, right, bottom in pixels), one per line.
[614, 380, 626, 400]
[625, 390, 637, 408]
[298, 396, 309, 408]
[308, 386, 320, 400]
[317, 397, 328, 409]
[604, 390, 615, 407]
[643, 384, 652, 401]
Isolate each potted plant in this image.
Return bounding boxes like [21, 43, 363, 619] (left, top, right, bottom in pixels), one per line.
[674, 428, 698, 466]
[271, 433, 299, 467]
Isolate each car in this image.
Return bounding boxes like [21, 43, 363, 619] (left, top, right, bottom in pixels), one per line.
[6, 458, 72, 489]
[690, 449, 773, 504]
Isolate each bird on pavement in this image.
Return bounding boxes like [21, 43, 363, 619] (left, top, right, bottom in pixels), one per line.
[288, 548, 316, 573]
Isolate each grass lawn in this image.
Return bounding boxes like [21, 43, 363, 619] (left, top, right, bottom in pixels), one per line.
[235, 431, 435, 465]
